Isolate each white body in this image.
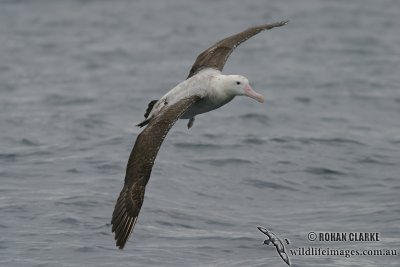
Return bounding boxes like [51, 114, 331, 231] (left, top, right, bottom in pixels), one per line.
[147, 69, 222, 119]
[147, 69, 263, 120]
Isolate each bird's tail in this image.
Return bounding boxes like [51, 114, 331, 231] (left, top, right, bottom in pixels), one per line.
[136, 118, 151, 128]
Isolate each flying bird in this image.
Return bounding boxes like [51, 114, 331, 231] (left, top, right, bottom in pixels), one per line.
[257, 226, 291, 266]
[111, 21, 288, 249]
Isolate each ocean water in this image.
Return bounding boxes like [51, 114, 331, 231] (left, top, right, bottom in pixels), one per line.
[0, 0, 399, 266]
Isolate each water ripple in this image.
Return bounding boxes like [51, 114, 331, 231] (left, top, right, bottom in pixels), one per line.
[44, 94, 95, 106]
[241, 137, 268, 145]
[174, 142, 222, 150]
[305, 167, 346, 176]
[0, 153, 17, 162]
[193, 158, 253, 166]
[59, 217, 80, 225]
[238, 113, 269, 125]
[242, 178, 297, 191]
[357, 155, 396, 166]
[270, 136, 366, 146]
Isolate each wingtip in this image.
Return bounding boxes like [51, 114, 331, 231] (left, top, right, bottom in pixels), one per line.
[258, 20, 289, 31]
[114, 233, 128, 250]
[257, 226, 268, 233]
[117, 243, 125, 250]
[275, 20, 289, 27]
[112, 220, 135, 250]
[112, 230, 126, 250]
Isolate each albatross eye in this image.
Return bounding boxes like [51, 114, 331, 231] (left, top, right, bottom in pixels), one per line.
[236, 81, 241, 85]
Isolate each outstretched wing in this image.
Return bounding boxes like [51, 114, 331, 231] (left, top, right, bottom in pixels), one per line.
[187, 21, 288, 78]
[276, 245, 291, 266]
[257, 226, 272, 239]
[111, 95, 201, 249]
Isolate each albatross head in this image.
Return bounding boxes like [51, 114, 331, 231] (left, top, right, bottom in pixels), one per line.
[224, 75, 265, 103]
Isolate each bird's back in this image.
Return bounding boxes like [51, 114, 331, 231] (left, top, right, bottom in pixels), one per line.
[147, 69, 219, 119]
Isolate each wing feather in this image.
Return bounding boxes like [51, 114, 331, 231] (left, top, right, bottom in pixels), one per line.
[111, 95, 201, 249]
[187, 21, 288, 78]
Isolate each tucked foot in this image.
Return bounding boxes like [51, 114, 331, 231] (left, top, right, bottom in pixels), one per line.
[264, 239, 272, 245]
[187, 117, 195, 129]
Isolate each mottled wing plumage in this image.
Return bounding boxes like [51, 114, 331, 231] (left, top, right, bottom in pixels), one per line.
[257, 226, 291, 266]
[187, 21, 288, 78]
[258, 226, 272, 238]
[111, 95, 201, 249]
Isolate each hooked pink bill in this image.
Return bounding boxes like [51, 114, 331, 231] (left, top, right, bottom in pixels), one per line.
[244, 84, 265, 103]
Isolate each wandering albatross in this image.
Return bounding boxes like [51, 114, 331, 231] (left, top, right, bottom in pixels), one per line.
[111, 21, 288, 249]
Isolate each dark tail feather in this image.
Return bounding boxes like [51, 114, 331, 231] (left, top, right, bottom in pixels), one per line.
[144, 100, 158, 118]
[138, 99, 158, 128]
[137, 118, 151, 128]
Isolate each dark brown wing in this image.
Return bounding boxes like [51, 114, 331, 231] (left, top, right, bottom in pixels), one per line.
[111, 95, 201, 249]
[187, 21, 288, 79]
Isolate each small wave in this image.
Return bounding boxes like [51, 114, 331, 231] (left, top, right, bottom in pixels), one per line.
[0, 153, 17, 162]
[155, 220, 195, 229]
[270, 137, 293, 143]
[91, 48, 134, 62]
[59, 217, 80, 225]
[294, 96, 312, 104]
[203, 218, 235, 227]
[182, 163, 202, 171]
[241, 137, 268, 145]
[320, 117, 350, 123]
[305, 167, 345, 176]
[307, 137, 365, 146]
[357, 156, 396, 166]
[45, 94, 95, 106]
[326, 184, 350, 190]
[193, 190, 223, 200]
[193, 158, 253, 166]
[66, 168, 81, 174]
[0, 149, 51, 163]
[152, 208, 194, 222]
[0, 203, 29, 213]
[19, 138, 41, 146]
[242, 178, 297, 191]
[270, 136, 365, 146]
[174, 142, 222, 150]
[75, 246, 95, 253]
[76, 117, 107, 129]
[202, 133, 227, 140]
[276, 160, 297, 166]
[55, 198, 99, 208]
[239, 113, 269, 125]
[102, 136, 125, 145]
[95, 163, 122, 173]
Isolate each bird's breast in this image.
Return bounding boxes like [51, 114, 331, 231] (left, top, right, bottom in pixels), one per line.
[181, 95, 234, 119]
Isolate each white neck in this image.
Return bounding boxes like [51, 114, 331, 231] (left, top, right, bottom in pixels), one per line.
[209, 74, 236, 102]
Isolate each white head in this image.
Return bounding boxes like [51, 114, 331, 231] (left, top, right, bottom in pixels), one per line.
[222, 75, 265, 103]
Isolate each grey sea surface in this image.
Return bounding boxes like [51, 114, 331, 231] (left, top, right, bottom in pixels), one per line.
[1, 0, 399, 266]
